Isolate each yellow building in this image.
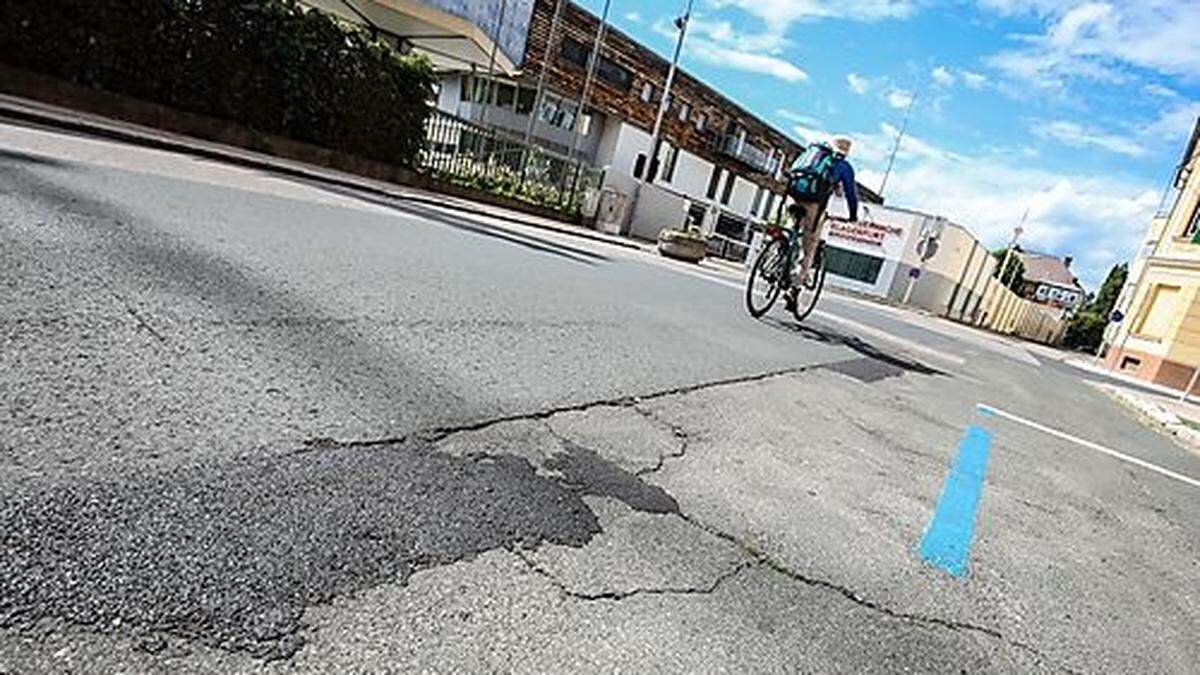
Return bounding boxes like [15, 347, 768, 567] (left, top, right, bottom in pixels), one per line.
[1107, 118, 1200, 391]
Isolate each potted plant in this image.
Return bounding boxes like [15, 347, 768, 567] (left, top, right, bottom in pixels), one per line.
[657, 225, 708, 263]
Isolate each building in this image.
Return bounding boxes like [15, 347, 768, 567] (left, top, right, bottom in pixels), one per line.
[1106, 117, 1200, 390]
[1014, 252, 1085, 310]
[302, 0, 535, 74]
[431, 0, 881, 253]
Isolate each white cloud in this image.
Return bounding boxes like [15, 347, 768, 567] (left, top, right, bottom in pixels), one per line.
[846, 73, 871, 95]
[1032, 120, 1147, 157]
[822, 122, 1156, 288]
[931, 66, 955, 87]
[960, 70, 988, 89]
[652, 17, 808, 83]
[980, 1, 1200, 89]
[778, 109, 824, 128]
[1142, 83, 1179, 99]
[886, 88, 915, 110]
[707, 0, 920, 26]
[624, 12, 643, 24]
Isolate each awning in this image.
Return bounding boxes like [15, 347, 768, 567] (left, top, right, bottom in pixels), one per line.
[302, 0, 519, 75]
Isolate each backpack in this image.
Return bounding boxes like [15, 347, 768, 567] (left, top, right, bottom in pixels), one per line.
[787, 143, 838, 203]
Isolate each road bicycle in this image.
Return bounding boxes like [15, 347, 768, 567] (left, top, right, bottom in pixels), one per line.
[744, 201, 829, 322]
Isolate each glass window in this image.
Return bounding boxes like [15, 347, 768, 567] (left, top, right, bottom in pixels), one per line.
[751, 186, 764, 215]
[560, 38, 590, 69]
[516, 87, 536, 114]
[762, 192, 776, 219]
[1187, 202, 1200, 240]
[661, 144, 680, 183]
[695, 111, 707, 131]
[825, 247, 884, 284]
[495, 83, 516, 109]
[706, 166, 723, 199]
[641, 82, 654, 103]
[633, 153, 647, 179]
[678, 102, 691, 123]
[578, 113, 593, 136]
[721, 173, 736, 206]
[460, 75, 472, 102]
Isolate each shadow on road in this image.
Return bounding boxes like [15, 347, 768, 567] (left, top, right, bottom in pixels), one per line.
[759, 315, 945, 380]
[0, 149, 71, 169]
[309, 183, 611, 267]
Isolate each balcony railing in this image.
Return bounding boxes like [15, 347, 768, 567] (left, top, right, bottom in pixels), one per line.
[716, 134, 776, 175]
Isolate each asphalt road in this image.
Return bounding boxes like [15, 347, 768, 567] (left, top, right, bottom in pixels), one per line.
[2, 120, 1198, 673]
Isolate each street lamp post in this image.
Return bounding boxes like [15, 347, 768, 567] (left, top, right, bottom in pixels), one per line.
[624, 0, 693, 234]
[523, 0, 565, 146]
[988, 217, 1026, 325]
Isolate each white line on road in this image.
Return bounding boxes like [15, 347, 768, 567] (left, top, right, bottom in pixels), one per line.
[978, 404, 1200, 489]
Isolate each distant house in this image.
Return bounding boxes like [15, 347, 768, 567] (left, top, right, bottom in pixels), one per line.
[1016, 252, 1086, 309]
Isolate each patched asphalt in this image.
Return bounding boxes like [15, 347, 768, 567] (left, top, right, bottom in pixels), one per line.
[0, 440, 606, 659]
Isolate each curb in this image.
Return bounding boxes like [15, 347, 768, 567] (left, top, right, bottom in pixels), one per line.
[0, 100, 644, 253]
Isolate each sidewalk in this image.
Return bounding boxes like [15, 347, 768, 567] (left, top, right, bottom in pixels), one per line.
[0, 93, 647, 254]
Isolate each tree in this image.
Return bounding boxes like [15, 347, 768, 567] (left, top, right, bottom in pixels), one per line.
[1086, 263, 1128, 317]
[991, 247, 1026, 291]
[1063, 263, 1130, 351]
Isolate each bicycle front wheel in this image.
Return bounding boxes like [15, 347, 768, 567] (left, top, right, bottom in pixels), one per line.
[746, 237, 787, 318]
[791, 245, 827, 323]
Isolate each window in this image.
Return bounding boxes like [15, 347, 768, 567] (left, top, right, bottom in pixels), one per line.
[695, 111, 707, 131]
[578, 113, 593, 136]
[706, 166, 724, 199]
[495, 83, 516, 109]
[825, 247, 885, 284]
[661, 143, 680, 183]
[538, 95, 577, 130]
[751, 186, 764, 216]
[633, 153, 647, 179]
[641, 82, 654, 103]
[560, 38, 590, 69]
[1133, 284, 1180, 340]
[1186, 201, 1200, 240]
[559, 38, 633, 91]
[460, 75, 473, 102]
[516, 87, 536, 114]
[720, 174, 736, 206]
[762, 192, 776, 219]
[678, 102, 691, 123]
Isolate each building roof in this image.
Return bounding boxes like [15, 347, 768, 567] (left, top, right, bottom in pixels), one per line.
[1018, 252, 1083, 291]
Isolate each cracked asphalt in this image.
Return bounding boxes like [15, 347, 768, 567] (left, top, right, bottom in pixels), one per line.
[2, 120, 1199, 673]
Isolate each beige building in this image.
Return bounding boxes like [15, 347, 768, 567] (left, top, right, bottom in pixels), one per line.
[1106, 118, 1200, 391]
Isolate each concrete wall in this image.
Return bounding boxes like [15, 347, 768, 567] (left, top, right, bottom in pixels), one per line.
[629, 183, 690, 240]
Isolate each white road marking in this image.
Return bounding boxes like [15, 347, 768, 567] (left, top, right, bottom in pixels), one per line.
[977, 404, 1200, 489]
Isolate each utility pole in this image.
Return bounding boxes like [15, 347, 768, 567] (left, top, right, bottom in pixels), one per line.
[987, 212, 1027, 326]
[478, 0, 509, 128]
[879, 84, 920, 198]
[523, 0, 565, 145]
[568, 0, 612, 160]
[624, 0, 693, 234]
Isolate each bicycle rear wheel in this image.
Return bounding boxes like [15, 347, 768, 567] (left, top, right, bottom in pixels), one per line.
[791, 244, 827, 323]
[746, 237, 787, 318]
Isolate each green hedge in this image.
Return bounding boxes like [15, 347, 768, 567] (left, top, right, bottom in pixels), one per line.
[0, 0, 435, 167]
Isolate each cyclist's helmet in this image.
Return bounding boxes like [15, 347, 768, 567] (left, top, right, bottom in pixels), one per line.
[831, 136, 854, 157]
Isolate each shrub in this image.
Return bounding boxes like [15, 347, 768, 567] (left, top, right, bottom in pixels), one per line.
[0, 0, 436, 167]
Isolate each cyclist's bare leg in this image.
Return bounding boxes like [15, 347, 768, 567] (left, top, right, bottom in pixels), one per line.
[791, 203, 823, 290]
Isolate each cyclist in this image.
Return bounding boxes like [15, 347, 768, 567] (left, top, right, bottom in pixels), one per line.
[784, 135, 859, 312]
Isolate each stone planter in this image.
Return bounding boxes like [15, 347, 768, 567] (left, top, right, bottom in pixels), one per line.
[657, 228, 708, 263]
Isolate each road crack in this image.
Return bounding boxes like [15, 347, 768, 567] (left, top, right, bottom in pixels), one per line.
[510, 547, 759, 602]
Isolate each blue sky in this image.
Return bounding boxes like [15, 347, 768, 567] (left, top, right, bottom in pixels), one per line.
[571, 0, 1200, 289]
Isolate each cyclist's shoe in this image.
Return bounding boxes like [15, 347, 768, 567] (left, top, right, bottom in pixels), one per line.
[784, 287, 799, 312]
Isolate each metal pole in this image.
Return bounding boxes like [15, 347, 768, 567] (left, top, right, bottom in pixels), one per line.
[478, 0, 509, 128]
[988, 212, 1028, 321]
[524, 0, 565, 145]
[879, 84, 920, 198]
[568, 0, 611, 160]
[624, 0, 692, 234]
